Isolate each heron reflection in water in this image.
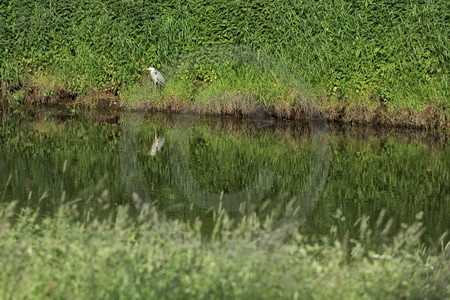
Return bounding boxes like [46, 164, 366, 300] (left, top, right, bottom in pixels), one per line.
[150, 133, 165, 156]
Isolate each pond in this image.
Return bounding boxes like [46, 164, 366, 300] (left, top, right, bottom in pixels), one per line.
[0, 108, 448, 245]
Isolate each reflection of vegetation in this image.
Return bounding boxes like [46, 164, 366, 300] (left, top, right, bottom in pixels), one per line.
[0, 111, 448, 243]
[187, 128, 274, 194]
[0, 113, 123, 217]
[0, 199, 448, 298]
[312, 137, 450, 244]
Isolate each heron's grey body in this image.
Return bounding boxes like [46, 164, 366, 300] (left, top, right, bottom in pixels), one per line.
[147, 67, 165, 87]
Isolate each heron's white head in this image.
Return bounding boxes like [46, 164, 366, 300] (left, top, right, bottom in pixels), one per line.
[147, 66, 155, 72]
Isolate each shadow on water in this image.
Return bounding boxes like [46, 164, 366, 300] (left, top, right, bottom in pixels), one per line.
[0, 108, 449, 246]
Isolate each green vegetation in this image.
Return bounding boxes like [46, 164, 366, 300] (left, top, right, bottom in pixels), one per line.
[0, 197, 449, 298]
[1, 0, 449, 126]
[0, 110, 449, 298]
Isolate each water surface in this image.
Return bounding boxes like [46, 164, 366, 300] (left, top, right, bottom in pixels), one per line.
[0, 109, 448, 244]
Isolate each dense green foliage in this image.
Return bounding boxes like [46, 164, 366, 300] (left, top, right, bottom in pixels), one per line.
[1, 0, 449, 113]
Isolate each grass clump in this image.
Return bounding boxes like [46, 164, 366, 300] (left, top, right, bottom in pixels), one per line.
[0, 197, 448, 299]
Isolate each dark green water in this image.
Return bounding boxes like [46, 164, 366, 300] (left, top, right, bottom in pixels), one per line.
[0, 109, 448, 245]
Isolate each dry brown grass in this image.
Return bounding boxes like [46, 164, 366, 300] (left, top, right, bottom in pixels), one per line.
[4, 83, 448, 130]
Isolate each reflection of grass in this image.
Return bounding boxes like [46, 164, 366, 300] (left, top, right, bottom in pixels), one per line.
[0, 199, 448, 299]
[1, 115, 448, 242]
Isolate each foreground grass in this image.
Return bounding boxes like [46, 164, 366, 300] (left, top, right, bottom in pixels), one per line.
[0, 199, 448, 299]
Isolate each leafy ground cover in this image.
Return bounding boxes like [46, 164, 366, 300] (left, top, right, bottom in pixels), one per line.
[1, 0, 449, 127]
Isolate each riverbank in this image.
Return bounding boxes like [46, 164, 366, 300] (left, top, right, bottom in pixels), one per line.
[1, 80, 448, 129]
[1, 0, 448, 129]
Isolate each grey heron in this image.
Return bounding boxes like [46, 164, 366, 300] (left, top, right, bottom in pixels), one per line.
[147, 66, 165, 88]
